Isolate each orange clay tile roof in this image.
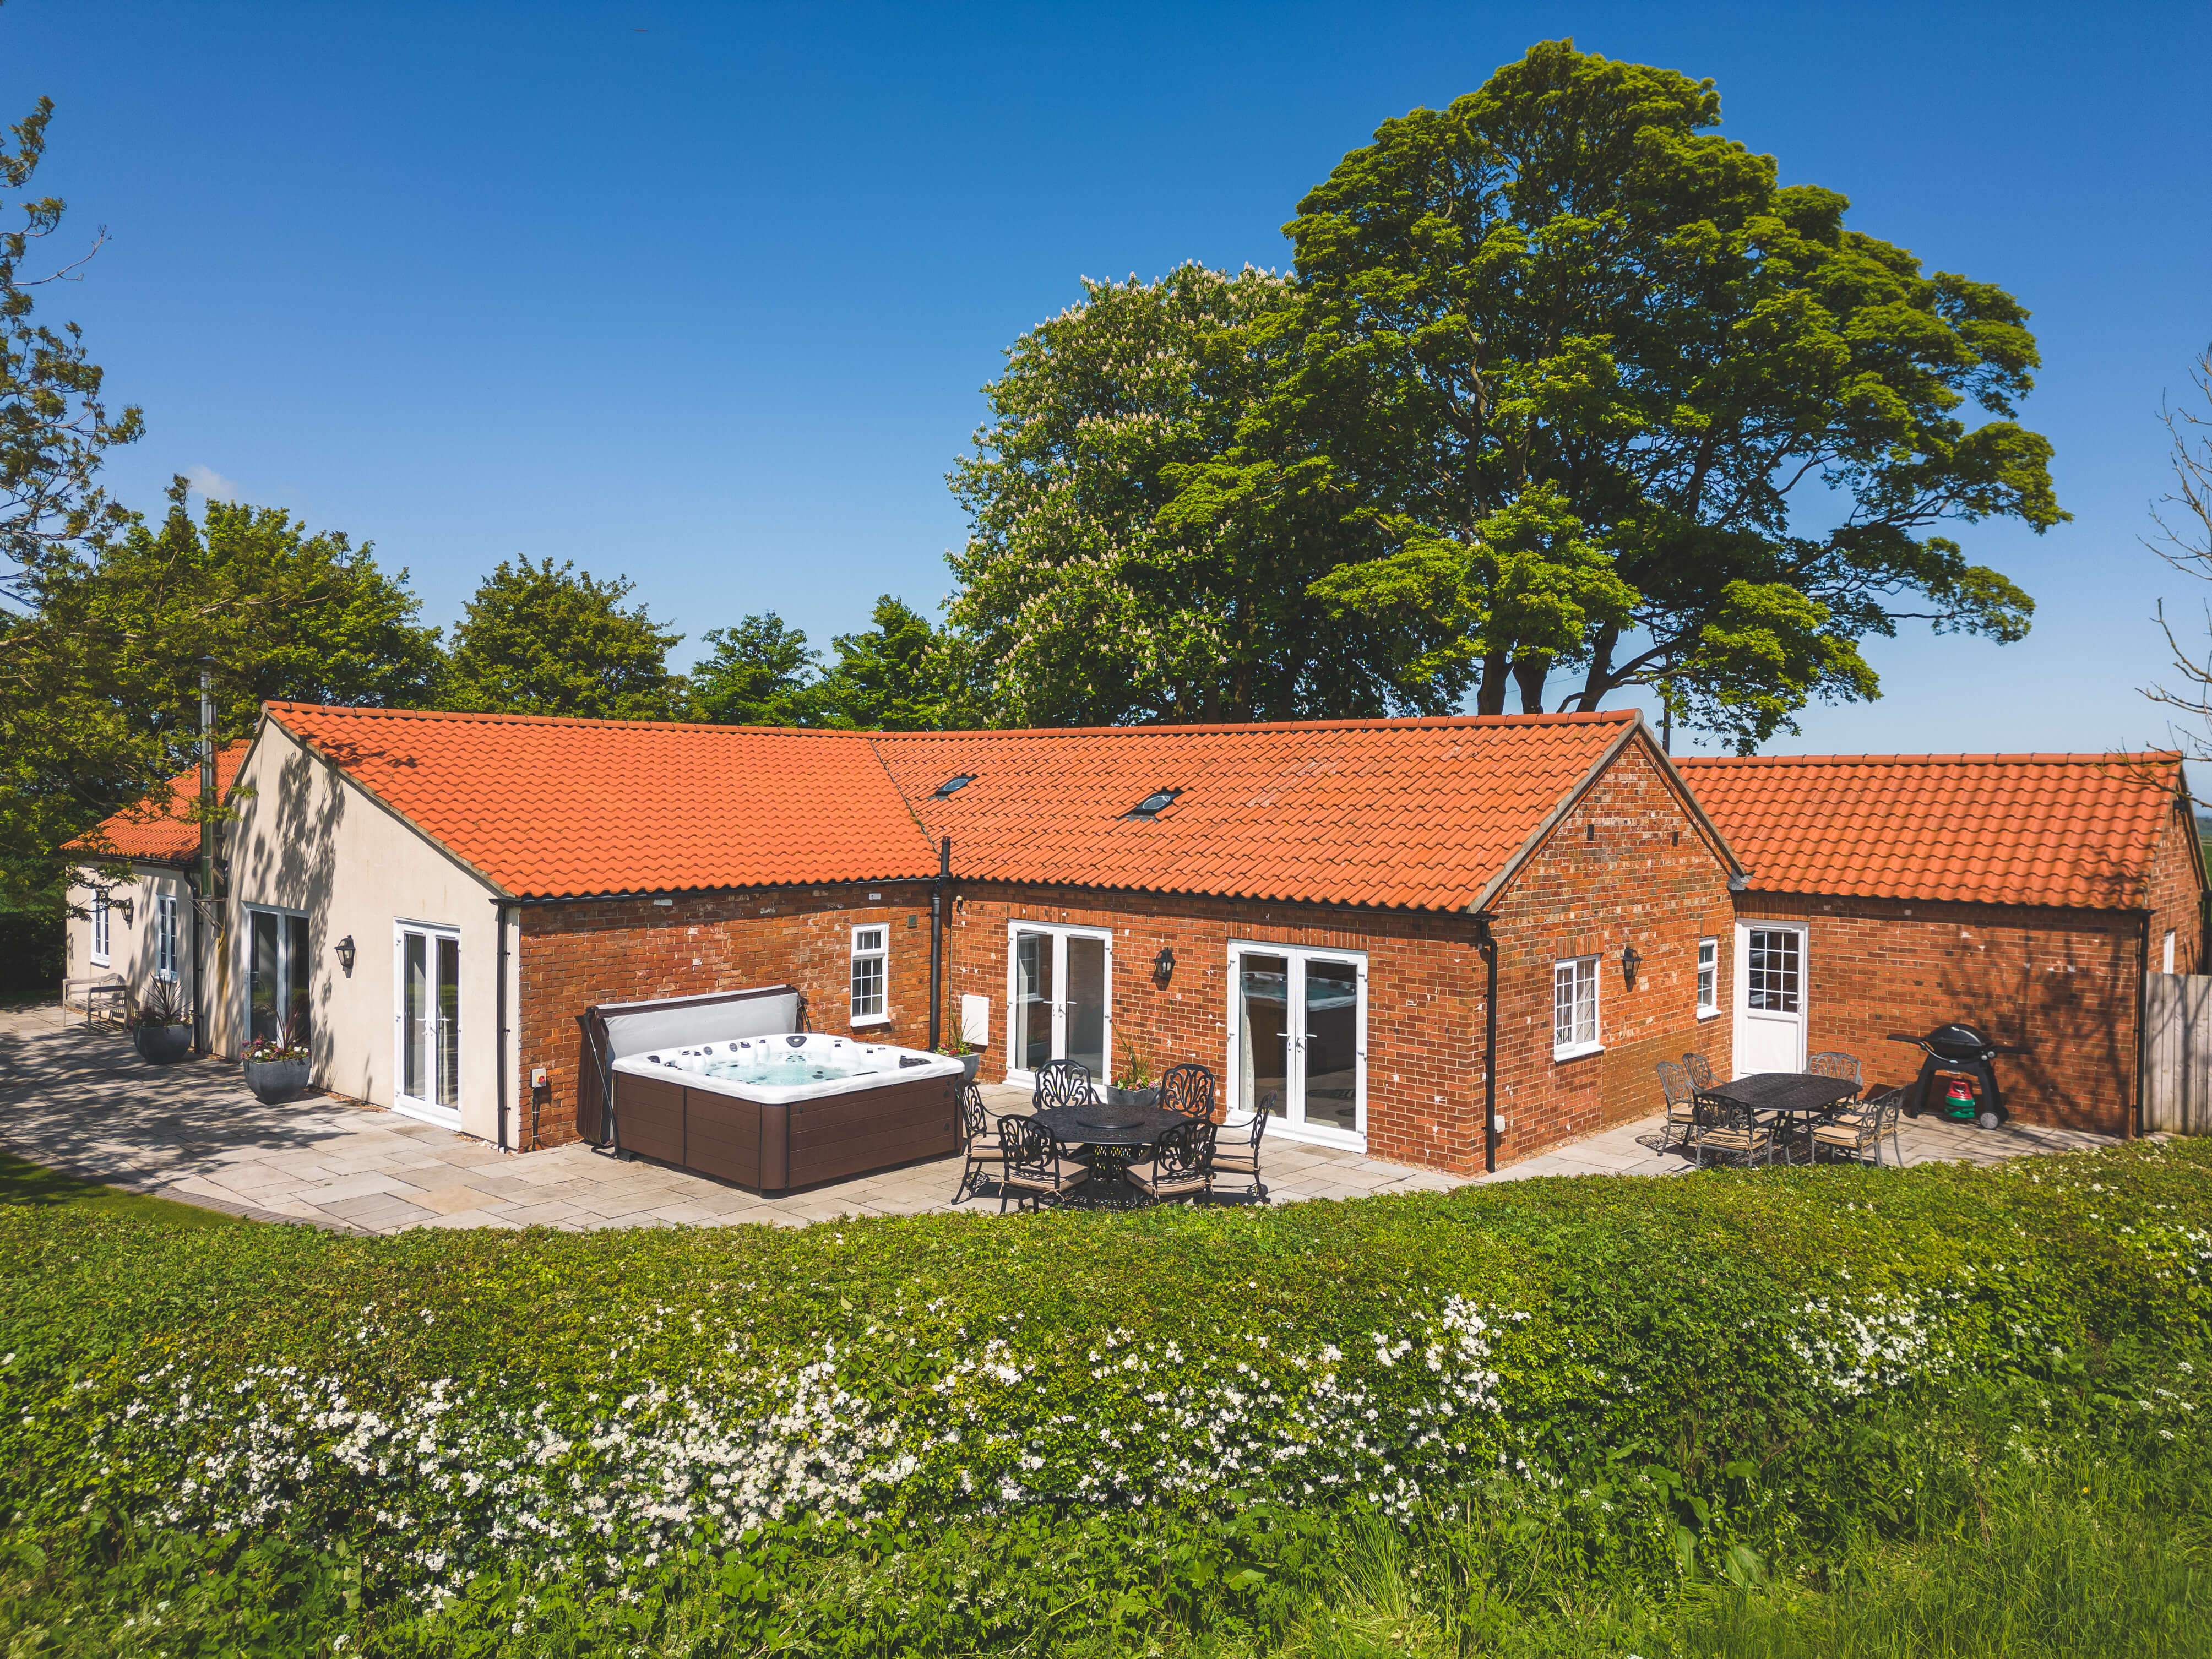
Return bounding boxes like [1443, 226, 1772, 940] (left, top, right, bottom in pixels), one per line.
[262, 703, 1647, 908]
[1676, 752, 2190, 909]
[67, 742, 251, 863]
[877, 711, 1644, 911]
[264, 704, 936, 899]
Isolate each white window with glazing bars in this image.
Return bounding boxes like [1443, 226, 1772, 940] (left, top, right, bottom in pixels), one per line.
[1553, 955, 1600, 1059]
[850, 924, 888, 1025]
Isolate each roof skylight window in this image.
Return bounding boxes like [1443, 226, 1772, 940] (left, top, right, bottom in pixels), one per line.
[1124, 787, 1183, 820]
[933, 774, 976, 798]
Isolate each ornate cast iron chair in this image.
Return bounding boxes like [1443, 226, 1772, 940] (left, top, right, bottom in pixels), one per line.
[1681, 1051, 1715, 1090]
[1210, 1090, 1272, 1201]
[1158, 1062, 1216, 1122]
[1807, 1051, 1863, 1093]
[1811, 1086, 1905, 1168]
[1031, 1059, 1095, 1111]
[1691, 1094, 1777, 1170]
[950, 1081, 1006, 1205]
[996, 1116, 1090, 1212]
[1656, 1060, 1700, 1152]
[1126, 1118, 1217, 1207]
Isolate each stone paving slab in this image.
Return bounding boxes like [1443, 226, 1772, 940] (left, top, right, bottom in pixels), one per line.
[0, 1002, 2129, 1237]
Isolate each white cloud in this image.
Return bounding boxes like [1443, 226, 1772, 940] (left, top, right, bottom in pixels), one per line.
[186, 464, 243, 499]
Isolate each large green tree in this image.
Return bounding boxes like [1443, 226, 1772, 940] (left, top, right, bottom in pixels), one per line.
[689, 613, 824, 726]
[4, 481, 443, 901]
[1206, 39, 2060, 744]
[942, 264, 1407, 726]
[817, 595, 946, 731]
[442, 558, 686, 721]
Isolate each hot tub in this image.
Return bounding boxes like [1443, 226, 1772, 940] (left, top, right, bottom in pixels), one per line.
[581, 989, 963, 1193]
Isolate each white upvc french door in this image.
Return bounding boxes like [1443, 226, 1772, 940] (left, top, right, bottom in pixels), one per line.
[1733, 921, 1808, 1076]
[394, 921, 461, 1128]
[1003, 923, 1113, 1086]
[1226, 942, 1368, 1150]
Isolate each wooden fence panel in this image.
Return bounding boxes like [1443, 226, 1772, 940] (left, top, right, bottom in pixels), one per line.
[2145, 972, 2212, 1134]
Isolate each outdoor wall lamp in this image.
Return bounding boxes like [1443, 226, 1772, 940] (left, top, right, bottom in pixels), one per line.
[1152, 946, 1176, 987]
[1621, 943, 1642, 990]
[335, 934, 356, 977]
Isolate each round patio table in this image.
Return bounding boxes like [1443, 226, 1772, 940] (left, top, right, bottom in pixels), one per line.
[1696, 1073, 1861, 1152]
[1031, 1101, 1187, 1209]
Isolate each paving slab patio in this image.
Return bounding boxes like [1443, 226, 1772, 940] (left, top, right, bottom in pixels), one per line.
[0, 1002, 2124, 1236]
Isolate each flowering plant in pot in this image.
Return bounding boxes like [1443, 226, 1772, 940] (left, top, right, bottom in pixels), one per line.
[241, 1020, 312, 1103]
[1102, 1042, 1157, 1109]
[936, 1036, 981, 1084]
[129, 980, 194, 1065]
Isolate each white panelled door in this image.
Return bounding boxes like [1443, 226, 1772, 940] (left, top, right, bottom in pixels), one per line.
[1004, 923, 1113, 1086]
[1733, 922, 1807, 1076]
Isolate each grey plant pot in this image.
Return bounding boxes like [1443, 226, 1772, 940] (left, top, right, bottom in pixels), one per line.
[1102, 1084, 1159, 1111]
[133, 1023, 193, 1065]
[242, 1056, 312, 1103]
[958, 1053, 982, 1084]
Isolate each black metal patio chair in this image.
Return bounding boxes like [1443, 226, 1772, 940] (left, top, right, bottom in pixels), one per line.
[1681, 1051, 1715, 1090]
[1806, 1051, 1863, 1094]
[1656, 1060, 1700, 1152]
[1157, 1062, 1216, 1122]
[1031, 1059, 1095, 1111]
[1691, 1093, 1778, 1170]
[1126, 1118, 1217, 1207]
[950, 1081, 1007, 1205]
[1210, 1090, 1273, 1200]
[996, 1116, 1091, 1212]
[1811, 1086, 1906, 1168]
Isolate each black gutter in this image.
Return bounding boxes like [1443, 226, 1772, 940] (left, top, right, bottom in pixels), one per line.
[928, 837, 950, 1051]
[492, 899, 510, 1152]
[1474, 911, 1499, 1174]
[195, 666, 215, 1056]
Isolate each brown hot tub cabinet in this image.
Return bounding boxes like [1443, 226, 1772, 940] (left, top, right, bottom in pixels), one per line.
[579, 986, 961, 1194]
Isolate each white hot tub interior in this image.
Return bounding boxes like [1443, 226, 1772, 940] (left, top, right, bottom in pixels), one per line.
[633, 1033, 950, 1089]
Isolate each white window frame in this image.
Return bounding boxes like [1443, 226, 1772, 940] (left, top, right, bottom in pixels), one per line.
[89, 889, 111, 967]
[244, 904, 312, 1047]
[849, 922, 890, 1026]
[393, 918, 461, 1129]
[1696, 936, 1719, 1018]
[2164, 929, 2177, 975]
[1552, 955, 1601, 1060]
[154, 892, 179, 982]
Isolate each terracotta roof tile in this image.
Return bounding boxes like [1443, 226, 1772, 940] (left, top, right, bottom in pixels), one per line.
[263, 704, 1642, 909]
[876, 710, 1638, 911]
[1677, 752, 2187, 909]
[67, 743, 251, 863]
[265, 705, 934, 898]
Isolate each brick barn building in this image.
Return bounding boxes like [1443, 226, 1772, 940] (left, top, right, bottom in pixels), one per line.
[64, 706, 2203, 1174]
[1681, 752, 2204, 1136]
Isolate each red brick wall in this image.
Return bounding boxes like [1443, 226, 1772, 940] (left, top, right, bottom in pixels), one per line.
[1726, 893, 2148, 1134]
[939, 884, 1486, 1171]
[2144, 796, 2207, 977]
[518, 882, 934, 1149]
[1483, 740, 1740, 1164]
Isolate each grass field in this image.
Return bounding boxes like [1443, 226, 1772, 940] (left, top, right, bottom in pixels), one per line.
[0, 1147, 247, 1230]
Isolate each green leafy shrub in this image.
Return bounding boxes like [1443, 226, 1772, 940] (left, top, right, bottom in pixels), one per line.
[1, 1139, 2208, 1654]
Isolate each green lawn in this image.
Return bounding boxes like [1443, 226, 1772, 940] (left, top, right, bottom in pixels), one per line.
[0, 1147, 247, 1229]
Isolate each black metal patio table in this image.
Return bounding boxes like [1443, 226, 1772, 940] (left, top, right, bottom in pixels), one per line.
[1697, 1073, 1861, 1151]
[1031, 1101, 1184, 1210]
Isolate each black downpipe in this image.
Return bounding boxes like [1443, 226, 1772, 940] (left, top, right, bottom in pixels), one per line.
[928, 837, 950, 1051]
[492, 901, 510, 1152]
[1475, 912, 1499, 1173]
[2136, 910, 2151, 1140]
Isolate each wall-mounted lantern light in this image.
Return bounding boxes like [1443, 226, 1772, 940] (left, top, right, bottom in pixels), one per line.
[1152, 947, 1176, 987]
[335, 934, 356, 977]
[1621, 943, 1642, 990]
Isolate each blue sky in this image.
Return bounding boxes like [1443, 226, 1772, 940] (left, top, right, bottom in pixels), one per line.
[7, 1, 2209, 755]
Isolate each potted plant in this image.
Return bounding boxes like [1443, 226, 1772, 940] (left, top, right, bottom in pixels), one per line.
[241, 1020, 312, 1103]
[1102, 1041, 1157, 1110]
[129, 980, 194, 1065]
[937, 1036, 982, 1084]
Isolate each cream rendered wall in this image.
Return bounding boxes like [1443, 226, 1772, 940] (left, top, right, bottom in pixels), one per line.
[218, 724, 510, 1143]
[64, 864, 197, 1011]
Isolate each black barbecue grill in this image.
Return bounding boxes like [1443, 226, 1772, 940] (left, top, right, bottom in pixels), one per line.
[1885, 1022, 2018, 1130]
